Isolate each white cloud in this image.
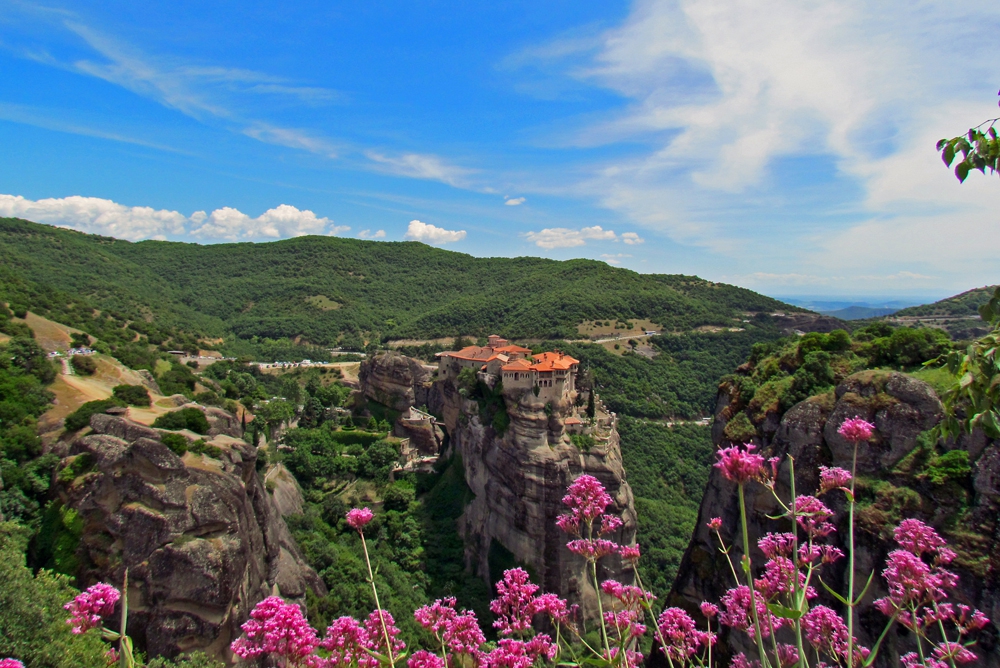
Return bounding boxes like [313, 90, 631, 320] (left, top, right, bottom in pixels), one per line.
[404, 220, 466, 245]
[0, 193, 187, 240]
[365, 151, 475, 187]
[358, 229, 386, 239]
[523, 225, 618, 249]
[621, 232, 644, 245]
[504, 196, 526, 206]
[600, 253, 632, 265]
[190, 204, 347, 241]
[0, 193, 346, 242]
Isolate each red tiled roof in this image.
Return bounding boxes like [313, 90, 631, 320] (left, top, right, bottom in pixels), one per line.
[501, 351, 579, 373]
[494, 344, 532, 355]
[564, 417, 583, 425]
[439, 345, 502, 362]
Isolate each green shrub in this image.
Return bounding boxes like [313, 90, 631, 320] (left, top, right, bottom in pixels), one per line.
[0, 521, 108, 668]
[56, 453, 94, 484]
[63, 398, 124, 432]
[194, 390, 222, 406]
[153, 407, 210, 434]
[723, 412, 757, 442]
[922, 450, 972, 486]
[382, 481, 415, 511]
[569, 433, 596, 451]
[160, 433, 189, 456]
[188, 439, 222, 459]
[112, 383, 151, 407]
[70, 355, 97, 376]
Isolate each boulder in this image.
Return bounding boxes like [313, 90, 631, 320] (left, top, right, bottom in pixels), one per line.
[358, 352, 432, 411]
[61, 415, 325, 661]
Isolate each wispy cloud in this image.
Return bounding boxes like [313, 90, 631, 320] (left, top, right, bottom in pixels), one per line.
[358, 229, 386, 239]
[504, 196, 525, 206]
[404, 220, 466, 244]
[365, 151, 476, 188]
[600, 253, 632, 265]
[0, 193, 347, 242]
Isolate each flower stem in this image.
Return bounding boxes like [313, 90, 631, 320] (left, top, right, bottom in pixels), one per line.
[846, 442, 858, 668]
[360, 531, 395, 667]
[739, 484, 771, 668]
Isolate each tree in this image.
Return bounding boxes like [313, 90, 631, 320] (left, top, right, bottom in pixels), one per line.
[70, 355, 97, 376]
[937, 90, 1000, 182]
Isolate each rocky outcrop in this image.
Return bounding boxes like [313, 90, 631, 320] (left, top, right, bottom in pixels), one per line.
[429, 372, 637, 618]
[60, 415, 325, 661]
[670, 371, 999, 666]
[358, 352, 433, 411]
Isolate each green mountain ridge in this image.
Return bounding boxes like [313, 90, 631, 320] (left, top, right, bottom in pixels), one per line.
[0, 217, 805, 346]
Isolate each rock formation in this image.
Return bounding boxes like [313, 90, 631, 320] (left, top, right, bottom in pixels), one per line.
[58, 414, 325, 661]
[360, 351, 637, 617]
[670, 370, 999, 666]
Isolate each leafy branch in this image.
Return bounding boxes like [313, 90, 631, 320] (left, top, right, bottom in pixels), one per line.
[936, 90, 1000, 183]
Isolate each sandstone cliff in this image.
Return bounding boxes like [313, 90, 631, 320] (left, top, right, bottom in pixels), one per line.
[360, 352, 638, 617]
[58, 414, 325, 661]
[670, 370, 999, 665]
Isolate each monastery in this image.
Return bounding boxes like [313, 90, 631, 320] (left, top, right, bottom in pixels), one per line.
[436, 334, 580, 399]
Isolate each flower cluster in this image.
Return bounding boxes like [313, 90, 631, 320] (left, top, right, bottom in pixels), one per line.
[556, 474, 631, 566]
[0, 660, 25, 668]
[714, 444, 765, 484]
[346, 507, 375, 531]
[64, 582, 120, 635]
[656, 608, 714, 663]
[837, 417, 875, 443]
[231, 596, 319, 666]
[414, 597, 485, 659]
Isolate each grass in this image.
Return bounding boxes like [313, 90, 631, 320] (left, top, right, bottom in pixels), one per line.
[907, 365, 957, 395]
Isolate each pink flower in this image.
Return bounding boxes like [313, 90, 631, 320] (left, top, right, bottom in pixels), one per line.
[707, 517, 723, 531]
[531, 593, 575, 624]
[490, 568, 539, 635]
[318, 616, 368, 668]
[802, 605, 850, 661]
[566, 538, 619, 561]
[818, 466, 852, 493]
[0, 660, 25, 668]
[837, 418, 874, 443]
[600, 514, 623, 535]
[714, 444, 765, 484]
[414, 599, 485, 657]
[414, 597, 458, 635]
[361, 610, 406, 668]
[600, 580, 654, 607]
[346, 507, 374, 530]
[408, 651, 444, 668]
[656, 608, 709, 662]
[758, 532, 796, 559]
[699, 602, 719, 619]
[619, 543, 641, 561]
[484, 637, 554, 668]
[231, 596, 319, 665]
[730, 653, 761, 668]
[604, 609, 646, 641]
[775, 644, 799, 668]
[754, 557, 814, 601]
[64, 583, 120, 635]
[794, 495, 835, 537]
[719, 586, 782, 638]
[933, 642, 978, 664]
[894, 518, 945, 556]
[560, 474, 612, 523]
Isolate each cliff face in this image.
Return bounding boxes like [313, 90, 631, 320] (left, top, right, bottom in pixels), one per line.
[59, 414, 325, 661]
[671, 370, 999, 665]
[360, 352, 637, 616]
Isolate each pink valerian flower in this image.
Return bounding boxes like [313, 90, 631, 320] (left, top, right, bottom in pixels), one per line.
[559, 474, 612, 525]
[699, 602, 719, 619]
[104, 647, 120, 666]
[490, 568, 539, 635]
[0, 660, 25, 668]
[954, 605, 990, 635]
[346, 507, 374, 530]
[837, 417, 874, 443]
[531, 593, 575, 624]
[656, 607, 712, 662]
[933, 642, 979, 664]
[318, 616, 369, 668]
[718, 586, 783, 638]
[619, 543, 640, 561]
[901, 653, 948, 668]
[707, 517, 723, 531]
[360, 610, 406, 668]
[604, 647, 644, 668]
[754, 557, 816, 601]
[802, 605, 851, 661]
[554, 514, 579, 535]
[731, 653, 761, 668]
[601, 580, 654, 607]
[600, 514, 623, 535]
[444, 612, 487, 656]
[484, 637, 555, 668]
[758, 532, 796, 560]
[874, 548, 960, 627]
[818, 466, 852, 494]
[414, 597, 458, 635]
[604, 609, 647, 642]
[231, 596, 319, 665]
[775, 644, 799, 668]
[64, 583, 121, 635]
[894, 518, 945, 556]
[408, 650, 445, 668]
[565, 538, 619, 561]
[793, 495, 835, 538]
[714, 444, 765, 484]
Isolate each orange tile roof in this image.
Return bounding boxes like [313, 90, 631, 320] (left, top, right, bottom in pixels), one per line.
[440, 345, 502, 362]
[501, 358, 533, 372]
[501, 352, 579, 374]
[564, 417, 583, 425]
[494, 344, 532, 355]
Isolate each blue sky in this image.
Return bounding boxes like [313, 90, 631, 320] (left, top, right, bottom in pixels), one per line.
[1, 0, 998, 301]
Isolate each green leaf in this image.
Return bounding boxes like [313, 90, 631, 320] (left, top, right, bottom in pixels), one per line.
[942, 143, 956, 166]
[766, 602, 803, 620]
[956, 161, 971, 182]
[853, 569, 876, 605]
[819, 576, 850, 606]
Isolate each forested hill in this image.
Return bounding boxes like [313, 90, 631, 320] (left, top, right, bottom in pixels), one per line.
[891, 286, 997, 318]
[0, 217, 802, 344]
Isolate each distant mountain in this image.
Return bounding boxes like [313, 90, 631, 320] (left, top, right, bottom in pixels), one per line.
[818, 305, 901, 320]
[0, 217, 805, 346]
[891, 286, 998, 318]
